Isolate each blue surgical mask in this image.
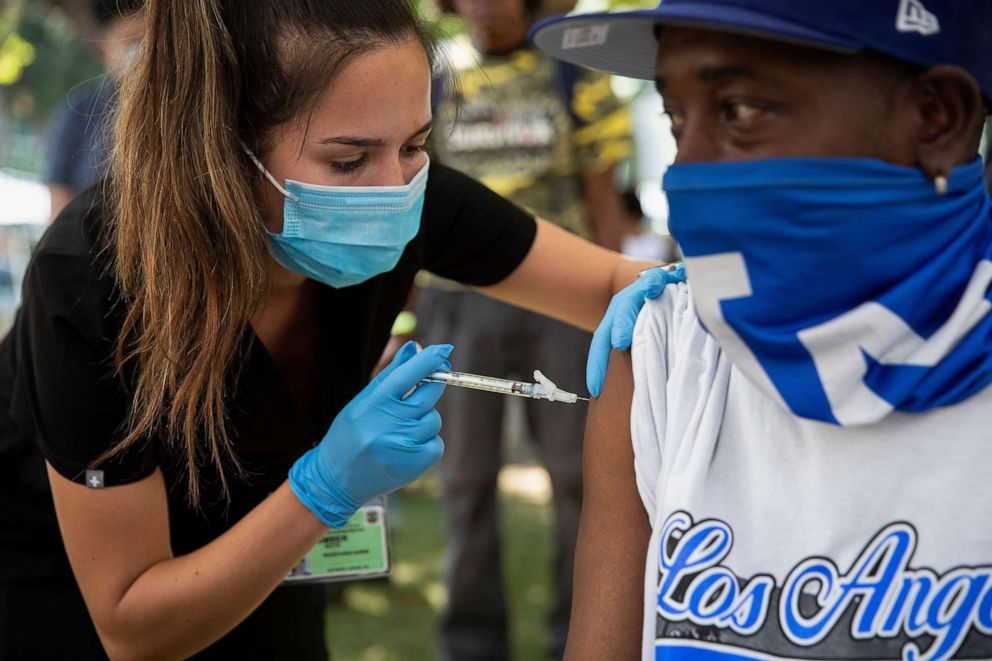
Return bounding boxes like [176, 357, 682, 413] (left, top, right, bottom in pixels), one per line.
[665, 157, 992, 425]
[246, 147, 429, 288]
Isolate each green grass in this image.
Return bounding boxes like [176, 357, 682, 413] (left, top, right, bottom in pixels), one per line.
[325, 471, 554, 661]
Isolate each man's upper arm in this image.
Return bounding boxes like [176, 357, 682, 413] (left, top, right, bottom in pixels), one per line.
[565, 351, 649, 660]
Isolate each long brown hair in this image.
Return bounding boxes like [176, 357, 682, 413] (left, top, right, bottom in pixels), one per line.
[105, 0, 442, 504]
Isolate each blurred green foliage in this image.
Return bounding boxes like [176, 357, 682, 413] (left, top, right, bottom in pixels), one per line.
[326, 473, 555, 661]
[1, 0, 102, 125]
[1, 0, 103, 173]
[0, 32, 35, 85]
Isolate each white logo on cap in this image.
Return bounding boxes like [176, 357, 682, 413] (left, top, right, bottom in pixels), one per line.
[562, 24, 610, 50]
[896, 0, 940, 36]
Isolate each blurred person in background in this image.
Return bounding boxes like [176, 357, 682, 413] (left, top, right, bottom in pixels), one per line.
[418, 0, 634, 658]
[618, 189, 676, 263]
[44, 0, 144, 220]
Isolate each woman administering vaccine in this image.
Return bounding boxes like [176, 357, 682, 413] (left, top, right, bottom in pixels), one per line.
[0, 1, 679, 658]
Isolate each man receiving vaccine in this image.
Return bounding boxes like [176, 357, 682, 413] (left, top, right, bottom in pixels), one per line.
[530, 1, 992, 659]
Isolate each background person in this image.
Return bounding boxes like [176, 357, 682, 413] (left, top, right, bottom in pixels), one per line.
[43, 0, 144, 220]
[531, 0, 992, 659]
[419, 0, 634, 657]
[618, 189, 676, 263]
[0, 0, 677, 658]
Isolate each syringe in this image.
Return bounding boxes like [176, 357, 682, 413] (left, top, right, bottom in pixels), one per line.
[421, 370, 588, 404]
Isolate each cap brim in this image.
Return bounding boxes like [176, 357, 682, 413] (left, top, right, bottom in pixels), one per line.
[529, 3, 861, 81]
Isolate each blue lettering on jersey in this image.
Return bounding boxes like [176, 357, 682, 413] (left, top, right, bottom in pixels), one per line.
[655, 511, 992, 661]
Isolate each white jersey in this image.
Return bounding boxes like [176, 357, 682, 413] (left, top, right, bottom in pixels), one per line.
[630, 283, 992, 661]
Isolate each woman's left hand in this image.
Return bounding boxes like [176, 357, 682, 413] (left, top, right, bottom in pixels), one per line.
[586, 263, 685, 397]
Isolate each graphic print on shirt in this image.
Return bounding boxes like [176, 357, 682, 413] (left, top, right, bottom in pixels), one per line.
[431, 37, 632, 238]
[432, 51, 584, 237]
[653, 511, 992, 660]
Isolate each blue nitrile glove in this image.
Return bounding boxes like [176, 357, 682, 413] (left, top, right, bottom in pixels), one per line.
[289, 341, 451, 527]
[586, 263, 686, 397]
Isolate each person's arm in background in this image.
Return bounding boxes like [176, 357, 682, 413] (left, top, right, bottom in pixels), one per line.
[565, 350, 648, 659]
[44, 78, 118, 221]
[48, 186, 77, 221]
[44, 96, 84, 221]
[582, 165, 627, 252]
[574, 69, 634, 253]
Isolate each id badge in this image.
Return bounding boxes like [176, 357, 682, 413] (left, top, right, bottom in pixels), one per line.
[283, 496, 391, 584]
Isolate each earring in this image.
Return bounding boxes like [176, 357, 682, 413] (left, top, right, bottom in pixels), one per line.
[934, 172, 948, 195]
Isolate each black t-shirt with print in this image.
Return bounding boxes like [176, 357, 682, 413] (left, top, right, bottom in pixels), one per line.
[0, 162, 536, 658]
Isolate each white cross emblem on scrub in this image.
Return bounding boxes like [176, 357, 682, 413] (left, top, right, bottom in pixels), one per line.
[85, 470, 104, 489]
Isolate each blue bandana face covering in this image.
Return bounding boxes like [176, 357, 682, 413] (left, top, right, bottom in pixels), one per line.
[247, 149, 429, 289]
[665, 156, 992, 426]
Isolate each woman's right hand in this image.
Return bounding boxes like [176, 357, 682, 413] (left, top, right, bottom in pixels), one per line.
[289, 341, 451, 527]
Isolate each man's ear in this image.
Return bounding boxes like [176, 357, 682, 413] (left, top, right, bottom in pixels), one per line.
[915, 65, 985, 181]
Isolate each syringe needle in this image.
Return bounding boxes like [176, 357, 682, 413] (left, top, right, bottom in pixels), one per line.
[421, 370, 588, 404]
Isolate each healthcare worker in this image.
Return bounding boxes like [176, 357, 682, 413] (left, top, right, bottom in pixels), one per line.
[0, 0, 679, 658]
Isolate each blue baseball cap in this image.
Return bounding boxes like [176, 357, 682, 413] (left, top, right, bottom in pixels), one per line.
[530, 0, 992, 104]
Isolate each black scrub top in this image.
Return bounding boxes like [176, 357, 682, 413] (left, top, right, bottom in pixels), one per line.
[0, 162, 536, 659]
